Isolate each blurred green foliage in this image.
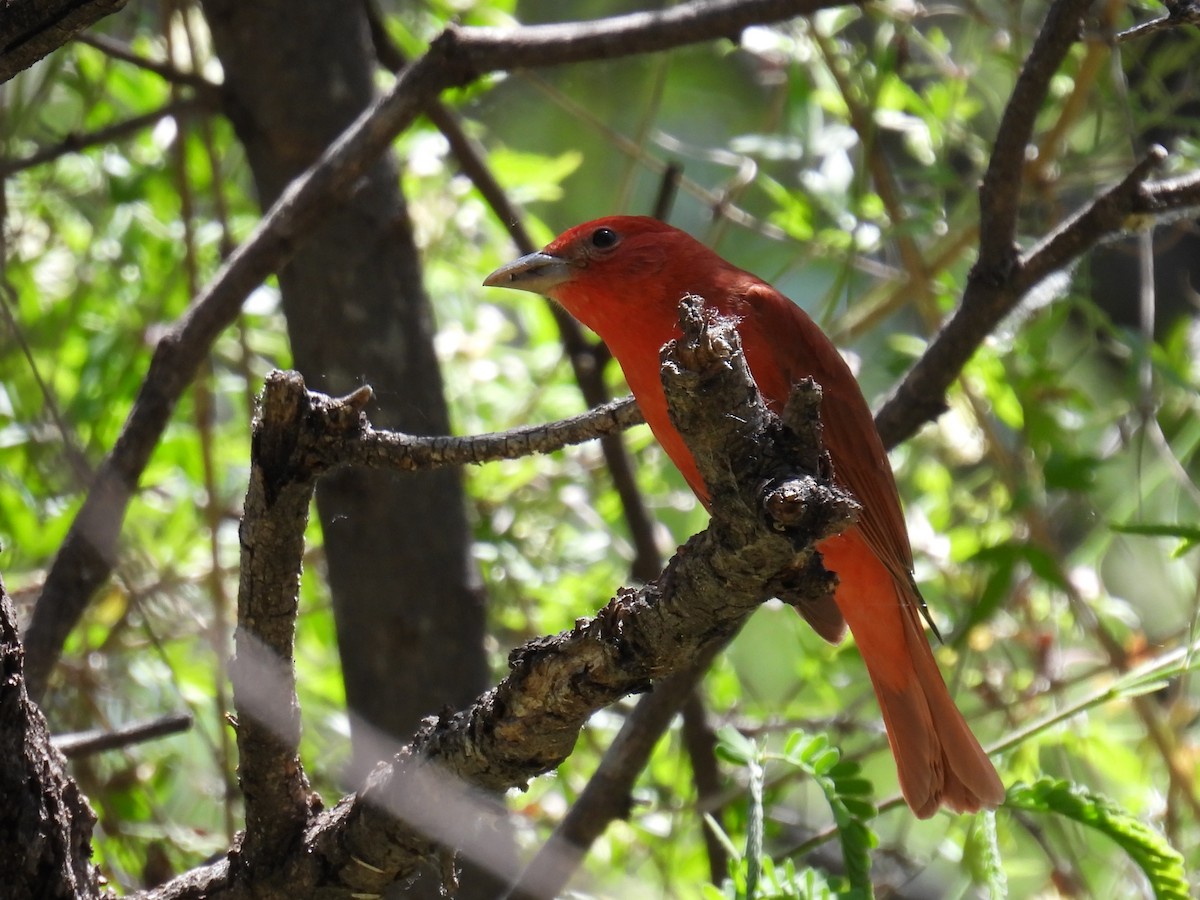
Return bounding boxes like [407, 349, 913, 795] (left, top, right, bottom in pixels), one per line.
[1, 0, 1198, 895]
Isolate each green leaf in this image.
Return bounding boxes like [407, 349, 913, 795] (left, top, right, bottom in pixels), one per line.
[810, 747, 841, 775]
[1005, 779, 1189, 900]
[716, 724, 759, 766]
[486, 147, 584, 204]
[1043, 450, 1101, 492]
[779, 729, 877, 897]
[796, 732, 829, 764]
[1110, 522, 1200, 557]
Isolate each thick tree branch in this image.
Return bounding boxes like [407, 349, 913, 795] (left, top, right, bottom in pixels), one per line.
[26, 0, 848, 700]
[307, 303, 854, 896]
[230, 375, 335, 872]
[874, 148, 1200, 449]
[0, 581, 101, 897]
[976, 0, 1092, 277]
[0, 0, 126, 84]
[138, 304, 853, 898]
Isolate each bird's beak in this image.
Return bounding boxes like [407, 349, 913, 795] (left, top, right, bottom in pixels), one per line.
[483, 251, 573, 296]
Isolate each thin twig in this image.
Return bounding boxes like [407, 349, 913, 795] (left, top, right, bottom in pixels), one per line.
[874, 147, 1197, 450]
[0, 97, 208, 177]
[75, 32, 220, 96]
[1114, 0, 1200, 43]
[54, 713, 193, 758]
[977, 0, 1092, 275]
[337, 394, 643, 471]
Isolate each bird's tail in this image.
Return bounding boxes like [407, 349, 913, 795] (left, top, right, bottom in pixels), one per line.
[870, 607, 1006, 818]
[820, 532, 1005, 818]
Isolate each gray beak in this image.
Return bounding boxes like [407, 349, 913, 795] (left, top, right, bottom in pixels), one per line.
[483, 251, 573, 295]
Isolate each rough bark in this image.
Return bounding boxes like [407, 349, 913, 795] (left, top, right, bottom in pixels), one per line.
[0, 0, 126, 84]
[0, 580, 101, 898]
[147, 303, 851, 899]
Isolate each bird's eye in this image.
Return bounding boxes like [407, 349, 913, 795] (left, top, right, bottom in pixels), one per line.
[590, 227, 620, 250]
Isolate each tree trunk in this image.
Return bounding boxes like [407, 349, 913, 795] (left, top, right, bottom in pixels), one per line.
[0, 581, 101, 898]
[202, 0, 489, 814]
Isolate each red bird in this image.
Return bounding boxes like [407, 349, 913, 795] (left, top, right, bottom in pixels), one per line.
[485, 216, 1004, 818]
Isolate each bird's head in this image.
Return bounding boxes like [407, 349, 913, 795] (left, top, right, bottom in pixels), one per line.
[483, 216, 713, 339]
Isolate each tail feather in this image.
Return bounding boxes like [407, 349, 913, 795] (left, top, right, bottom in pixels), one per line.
[871, 612, 1005, 817]
[820, 530, 1005, 818]
[897, 609, 1006, 815]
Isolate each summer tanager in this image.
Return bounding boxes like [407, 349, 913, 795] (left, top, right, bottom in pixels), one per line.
[484, 215, 1004, 818]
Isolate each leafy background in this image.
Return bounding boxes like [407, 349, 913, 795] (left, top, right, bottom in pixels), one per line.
[1, 0, 1197, 895]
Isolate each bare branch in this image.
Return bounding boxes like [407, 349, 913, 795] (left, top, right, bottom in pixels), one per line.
[1130, 168, 1200, 215]
[53, 713, 193, 759]
[135, 305, 851, 897]
[450, 0, 860, 70]
[342, 396, 644, 471]
[0, 97, 210, 177]
[976, 0, 1092, 276]
[1114, 0, 1200, 43]
[875, 147, 1187, 449]
[229, 371, 326, 869]
[0, 0, 126, 84]
[1015, 146, 1171, 292]
[75, 33, 220, 95]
